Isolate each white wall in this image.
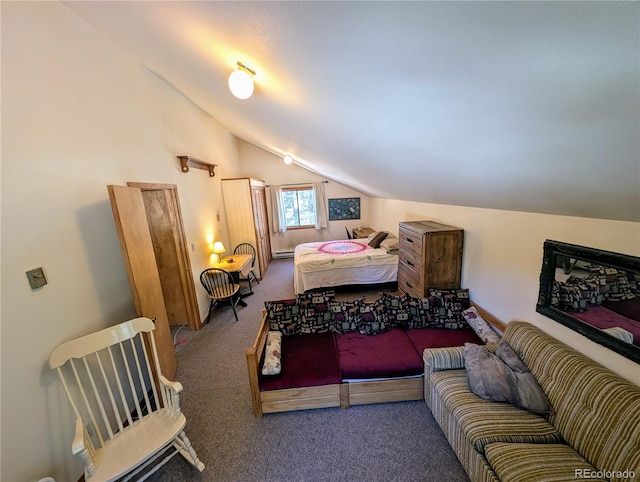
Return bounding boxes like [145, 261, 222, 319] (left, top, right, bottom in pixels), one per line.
[371, 197, 640, 385]
[238, 140, 372, 253]
[1, 3, 241, 480]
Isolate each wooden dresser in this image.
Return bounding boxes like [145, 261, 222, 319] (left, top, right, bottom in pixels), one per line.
[397, 220, 464, 298]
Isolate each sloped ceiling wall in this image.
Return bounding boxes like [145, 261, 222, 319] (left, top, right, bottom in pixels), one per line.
[63, 1, 639, 222]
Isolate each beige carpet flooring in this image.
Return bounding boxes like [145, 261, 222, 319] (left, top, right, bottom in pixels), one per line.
[147, 258, 470, 482]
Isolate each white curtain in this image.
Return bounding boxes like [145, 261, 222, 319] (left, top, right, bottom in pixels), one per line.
[313, 182, 328, 230]
[268, 185, 287, 233]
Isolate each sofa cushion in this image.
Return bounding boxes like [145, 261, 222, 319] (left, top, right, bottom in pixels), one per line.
[358, 299, 394, 335]
[405, 327, 481, 355]
[485, 443, 606, 482]
[258, 332, 341, 390]
[429, 288, 471, 329]
[335, 328, 423, 379]
[503, 321, 640, 475]
[464, 342, 551, 414]
[430, 369, 562, 456]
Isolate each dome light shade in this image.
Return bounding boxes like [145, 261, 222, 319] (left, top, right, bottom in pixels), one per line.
[228, 67, 254, 100]
[283, 155, 293, 165]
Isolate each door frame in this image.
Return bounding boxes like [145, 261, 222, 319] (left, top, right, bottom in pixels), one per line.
[127, 182, 201, 331]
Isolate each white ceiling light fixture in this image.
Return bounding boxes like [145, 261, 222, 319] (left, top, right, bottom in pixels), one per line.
[228, 61, 255, 100]
[283, 155, 293, 165]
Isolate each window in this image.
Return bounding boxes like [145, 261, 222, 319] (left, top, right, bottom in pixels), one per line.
[281, 186, 316, 228]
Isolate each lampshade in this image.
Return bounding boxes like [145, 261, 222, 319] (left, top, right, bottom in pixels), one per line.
[228, 68, 254, 100]
[213, 241, 226, 254]
[283, 155, 293, 165]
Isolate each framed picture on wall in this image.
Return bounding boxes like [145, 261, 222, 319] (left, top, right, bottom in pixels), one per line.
[328, 197, 361, 220]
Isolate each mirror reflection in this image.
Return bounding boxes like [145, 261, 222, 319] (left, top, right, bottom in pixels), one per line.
[537, 240, 640, 363]
[551, 256, 640, 346]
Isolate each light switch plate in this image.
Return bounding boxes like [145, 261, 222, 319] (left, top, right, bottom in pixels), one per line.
[26, 267, 47, 289]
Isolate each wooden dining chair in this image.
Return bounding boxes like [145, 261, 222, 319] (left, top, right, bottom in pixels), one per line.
[233, 243, 260, 292]
[200, 267, 241, 322]
[49, 317, 205, 481]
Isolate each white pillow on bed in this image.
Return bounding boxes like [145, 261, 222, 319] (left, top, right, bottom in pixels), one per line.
[379, 236, 398, 252]
[262, 331, 282, 376]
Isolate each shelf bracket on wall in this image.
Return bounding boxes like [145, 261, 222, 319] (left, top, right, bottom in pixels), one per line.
[177, 156, 217, 177]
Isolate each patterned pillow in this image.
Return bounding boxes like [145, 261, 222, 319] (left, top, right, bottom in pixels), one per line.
[264, 299, 301, 335]
[358, 299, 393, 335]
[462, 307, 501, 344]
[376, 292, 411, 328]
[585, 266, 636, 301]
[261, 331, 282, 376]
[329, 299, 365, 334]
[566, 275, 605, 306]
[404, 295, 436, 329]
[429, 288, 471, 329]
[298, 290, 336, 334]
[555, 280, 588, 312]
[627, 271, 640, 297]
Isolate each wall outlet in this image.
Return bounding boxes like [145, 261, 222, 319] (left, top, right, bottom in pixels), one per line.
[26, 267, 47, 289]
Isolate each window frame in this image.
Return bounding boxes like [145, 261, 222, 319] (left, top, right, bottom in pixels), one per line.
[280, 185, 316, 230]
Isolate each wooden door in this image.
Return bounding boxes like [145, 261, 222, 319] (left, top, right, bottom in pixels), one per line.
[252, 186, 272, 278]
[127, 183, 200, 331]
[107, 185, 176, 379]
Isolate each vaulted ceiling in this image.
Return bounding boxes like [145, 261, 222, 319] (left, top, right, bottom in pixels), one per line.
[63, 1, 639, 222]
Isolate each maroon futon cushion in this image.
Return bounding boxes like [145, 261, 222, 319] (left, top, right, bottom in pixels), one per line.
[404, 327, 482, 355]
[258, 332, 342, 391]
[335, 328, 423, 380]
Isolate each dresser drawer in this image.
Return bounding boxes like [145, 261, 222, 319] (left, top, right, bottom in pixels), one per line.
[399, 228, 423, 256]
[399, 249, 423, 276]
[397, 270, 422, 298]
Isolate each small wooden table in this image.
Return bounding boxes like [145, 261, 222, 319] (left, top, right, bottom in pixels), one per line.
[210, 254, 253, 306]
[352, 227, 375, 239]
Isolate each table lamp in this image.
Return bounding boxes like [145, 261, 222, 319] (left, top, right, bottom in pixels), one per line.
[212, 241, 226, 263]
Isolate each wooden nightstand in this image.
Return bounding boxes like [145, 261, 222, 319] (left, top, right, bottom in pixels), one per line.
[352, 227, 375, 239]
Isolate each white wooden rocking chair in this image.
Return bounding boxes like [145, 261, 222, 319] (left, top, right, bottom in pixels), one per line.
[49, 317, 205, 481]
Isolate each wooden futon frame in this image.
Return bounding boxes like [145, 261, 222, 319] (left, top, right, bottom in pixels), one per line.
[245, 304, 504, 417]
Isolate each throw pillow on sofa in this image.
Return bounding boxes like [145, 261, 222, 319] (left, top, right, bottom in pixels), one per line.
[429, 288, 471, 329]
[264, 299, 301, 336]
[262, 331, 282, 376]
[404, 295, 436, 329]
[462, 306, 501, 344]
[329, 298, 365, 333]
[358, 299, 393, 335]
[298, 290, 336, 334]
[464, 341, 551, 414]
[376, 292, 411, 328]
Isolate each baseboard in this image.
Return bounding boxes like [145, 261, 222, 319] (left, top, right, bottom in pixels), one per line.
[273, 251, 294, 259]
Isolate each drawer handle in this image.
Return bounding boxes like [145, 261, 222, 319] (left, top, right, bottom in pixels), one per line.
[405, 280, 413, 289]
[406, 260, 414, 267]
[405, 237, 413, 243]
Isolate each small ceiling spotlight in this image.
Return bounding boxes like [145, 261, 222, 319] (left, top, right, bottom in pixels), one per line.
[228, 62, 256, 100]
[283, 155, 293, 165]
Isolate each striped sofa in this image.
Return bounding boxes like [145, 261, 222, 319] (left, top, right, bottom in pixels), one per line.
[423, 320, 640, 482]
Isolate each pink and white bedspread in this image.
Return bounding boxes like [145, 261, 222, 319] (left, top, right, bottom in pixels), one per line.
[294, 239, 398, 294]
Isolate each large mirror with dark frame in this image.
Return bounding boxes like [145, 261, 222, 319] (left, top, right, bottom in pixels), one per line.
[537, 239, 640, 364]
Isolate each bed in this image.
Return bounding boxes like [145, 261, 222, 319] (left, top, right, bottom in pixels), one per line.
[294, 239, 398, 294]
